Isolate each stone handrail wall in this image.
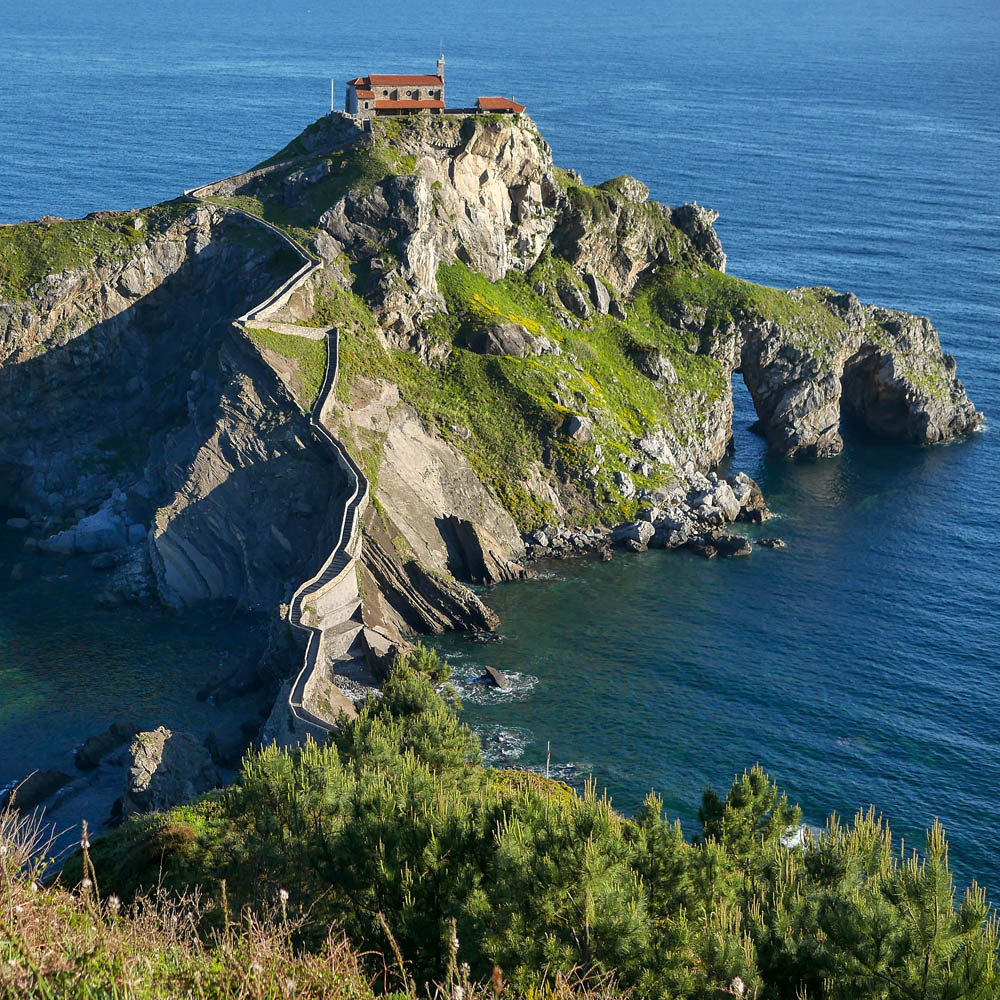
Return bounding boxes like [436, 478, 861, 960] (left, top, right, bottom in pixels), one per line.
[184, 154, 316, 201]
[184, 177, 369, 737]
[285, 330, 369, 735]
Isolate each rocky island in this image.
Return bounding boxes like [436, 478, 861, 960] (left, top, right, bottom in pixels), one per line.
[0, 110, 983, 758]
[2, 109, 996, 1000]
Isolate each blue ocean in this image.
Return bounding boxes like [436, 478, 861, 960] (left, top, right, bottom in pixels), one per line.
[2, 0, 998, 893]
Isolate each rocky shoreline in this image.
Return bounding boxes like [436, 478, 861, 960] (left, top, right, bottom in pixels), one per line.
[0, 110, 984, 825]
[524, 469, 775, 562]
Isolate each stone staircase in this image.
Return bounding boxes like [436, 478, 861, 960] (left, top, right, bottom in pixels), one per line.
[183, 175, 371, 741]
[285, 328, 370, 737]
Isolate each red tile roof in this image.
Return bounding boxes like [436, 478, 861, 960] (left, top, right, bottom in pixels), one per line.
[355, 88, 375, 99]
[375, 98, 445, 110]
[363, 74, 443, 87]
[476, 97, 526, 113]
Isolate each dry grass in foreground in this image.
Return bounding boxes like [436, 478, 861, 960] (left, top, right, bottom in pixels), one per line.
[0, 807, 627, 1000]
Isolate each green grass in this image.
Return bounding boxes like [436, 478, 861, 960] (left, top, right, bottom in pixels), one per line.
[246, 328, 328, 410]
[0, 201, 193, 301]
[207, 138, 417, 245]
[314, 257, 730, 529]
[636, 262, 848, 358]
[226, 114, 882, 529]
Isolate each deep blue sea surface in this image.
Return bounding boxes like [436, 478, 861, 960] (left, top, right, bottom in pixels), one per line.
[2, 0, 998, 891]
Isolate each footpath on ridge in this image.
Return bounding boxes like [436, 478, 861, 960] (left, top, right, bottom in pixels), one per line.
[183, 169, 371, 742]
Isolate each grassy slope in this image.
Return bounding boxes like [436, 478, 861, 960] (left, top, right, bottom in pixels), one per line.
[319, 260, 716, 528]
[201, 127, 418, 253]
[0, 201, 194, 302]
[246, 117, 897, 529]
[246, 328, 328, 411]
[317, 247, 735, 529]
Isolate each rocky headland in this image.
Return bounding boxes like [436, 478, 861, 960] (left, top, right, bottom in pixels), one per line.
[0, 111, 983, 807]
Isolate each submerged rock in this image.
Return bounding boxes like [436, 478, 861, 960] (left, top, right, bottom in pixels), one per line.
[481, 666, 510, 689]
[1, 770, 72, 812]
[76, 720, 139, 771]
[714, 533, 753, 557]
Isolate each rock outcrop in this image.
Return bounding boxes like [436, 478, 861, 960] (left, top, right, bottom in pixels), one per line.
[149, 334, 343, 609]
[1, 770, 72, 812]
[123, 727, 221, 817]
[0, 204, 341, 611]
[1, 110, 983, 722]
[75, 720, 139, 771]
[731, 291, 982, 458]
[305, 118, 561, 343]
[357, 505, 500, 638]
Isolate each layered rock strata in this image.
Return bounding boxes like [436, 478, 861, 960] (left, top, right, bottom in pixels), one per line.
[1, 112, 983, 664]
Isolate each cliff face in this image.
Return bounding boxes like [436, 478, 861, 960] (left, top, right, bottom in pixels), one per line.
[226, 113, 978, 541]
[0, 204, 342, 610]
[0, 111, 983, 639]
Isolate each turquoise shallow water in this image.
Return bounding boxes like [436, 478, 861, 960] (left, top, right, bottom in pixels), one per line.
[0, 525, 266, 830]
[2, 0, 998, 891]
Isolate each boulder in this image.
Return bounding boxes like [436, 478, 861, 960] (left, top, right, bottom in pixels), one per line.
[75, 720, 139, 771]
[614, 470, 635, 498]
[123, 727, 222, 817]
[481, 666, 510, 690]
[715, 533, 753, 557]
[467, 322, 537, 358]
[728, 472, 771, 523]
[612, 520, 655, 547]
[696, 504, 725, 527]
[609, 299, 628, 322]
[757, 537, 787, 549]
[711, 482, 742, 522]
[652, 522, 691, 548]
[73, 506, 127, 554]
[584, 273, 610, 314]
[557, 280, 591, 319]
[6, 517, 30, 531]
[686, 537, 718, 559]
[564, 415, 594, 443]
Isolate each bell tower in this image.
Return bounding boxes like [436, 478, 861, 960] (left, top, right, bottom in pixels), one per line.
[437, 51, 445, 82]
